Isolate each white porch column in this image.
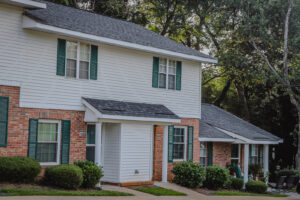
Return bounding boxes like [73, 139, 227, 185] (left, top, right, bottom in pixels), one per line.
[162, 126, 168, 182]
[95, 122, 103, 167]
[263, 144, 269, 183]
[243, 144, 249, 185]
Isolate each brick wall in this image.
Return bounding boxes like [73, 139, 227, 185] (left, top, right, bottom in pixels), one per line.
[212, 142, 231, 167]
[0, 85, 86, 163]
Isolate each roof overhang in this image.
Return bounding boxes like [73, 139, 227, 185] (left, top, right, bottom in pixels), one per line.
[82, 98, 181, 124]
[0, 0, 46, 9]
[22, 16, 217, 64]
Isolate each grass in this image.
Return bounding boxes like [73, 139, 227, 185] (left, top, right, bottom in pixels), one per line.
[0, 188, 133, 196]
[213, 191, 288, 197]
[134, 186, 186, 196]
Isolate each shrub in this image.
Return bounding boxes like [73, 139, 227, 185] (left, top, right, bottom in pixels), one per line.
[43, 164, 83, 189]
[245, 181, 267, 193]
[171, 162, 206, 188]
[231, 178, 244, 190]
[204, 166, 229, 189]
[0, 156, 41, 183]
[248, 164, 262, 176]
[297, 182, 300, 194]
[74, 161, 103, 188]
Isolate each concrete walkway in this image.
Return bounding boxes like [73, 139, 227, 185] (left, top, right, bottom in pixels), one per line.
[0, 182, 298, 200]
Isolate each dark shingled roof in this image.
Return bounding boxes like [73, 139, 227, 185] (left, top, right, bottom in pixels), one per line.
[201, 104, 281, 141]
[199, 120, 234, 139]
[25, 1, 215, 60]
[83, 97, 180, 119]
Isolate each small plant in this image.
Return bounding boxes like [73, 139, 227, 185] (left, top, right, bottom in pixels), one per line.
[43, 164, 83, 189]
[204, 166, 229, 189]
[0, 156, 41, 183]
[171, 162, 206, 188]
[248, 164, 262, 179]
[231, 178, 244, 190]
[74, 160, 103, 188]
[245, 181, 267, 193]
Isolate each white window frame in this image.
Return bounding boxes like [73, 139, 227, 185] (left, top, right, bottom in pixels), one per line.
[158, 57, 177, 90]
[86, 123, 96, 162]
[250, 144, 258, 164]
[200, 142, 207, 167]
[38, 119, 61, 166]
[231, 143, 240, 163]
[65, 41, 91, 80]
[173, 126, 187, 162]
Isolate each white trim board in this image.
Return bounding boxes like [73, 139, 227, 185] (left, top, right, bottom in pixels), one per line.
[0, 80, 21, 87]
[0, 0, 46, 8]
[22, 16, 217, 64]
[198, 137, 235, 142]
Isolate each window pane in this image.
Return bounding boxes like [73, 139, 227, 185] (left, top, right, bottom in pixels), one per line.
[168, 74, 175, 89]
[169, 60, 176, 68]
[231, 144, 239, 158]
[66, 59, 76, 78]
[67, 41, 77, 59]
[159, 74, 166, 88]
[80, 43, 90, 61]
[200, 157, 206, 166]
[200, 149, 206, 157]
[168, 66, 176, 74]
[87, 125, 95, 144]
[159, 58, 167, 66]
[79, 61, 89, 79]
[37, 143, 57, 162]
[38, 123, 57, 142]
[159, 65, 166, 73]
[86, 146, 95, 163]
[174, 128, 184, 142]
[173, 144, 184, 159]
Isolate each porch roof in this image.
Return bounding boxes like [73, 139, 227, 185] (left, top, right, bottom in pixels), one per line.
[199, 104, 282, 144]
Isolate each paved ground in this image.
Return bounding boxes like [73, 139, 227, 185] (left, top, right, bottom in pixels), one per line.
[0, 182, 299, 200]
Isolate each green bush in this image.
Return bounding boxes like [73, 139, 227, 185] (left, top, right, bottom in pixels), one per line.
[204, 166, 229, 189]
[0, 156, 41, 183]
[231, 178, 244, 190]
[248, 164, 262, 176]
[245, 181, 267, 193]
[74, 161, 103, 188]
[171, 162, 206, 188]
[43, 164, 83, 189]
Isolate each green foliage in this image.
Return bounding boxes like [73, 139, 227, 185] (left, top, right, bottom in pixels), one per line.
[231, 178, 244, 190]
[277, 168, 300, 177]
[43, 164, 83, 189]
[248, 164, 262, 175]
[204, 166, 229, 189]
[171, 162, 206, 188]
[0, 156, 41, 183]
[245, 181, 268, 194]
[74, 161, 103, 188]
[134, 186, 186, 196]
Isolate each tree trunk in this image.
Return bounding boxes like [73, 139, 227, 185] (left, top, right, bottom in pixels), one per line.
[214, 79, 231, 107]
[234, 81, 250, 120]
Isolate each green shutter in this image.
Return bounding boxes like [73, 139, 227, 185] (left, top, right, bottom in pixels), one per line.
[187, 126, 193, 161]
[61, 120, 71, 164]
[208, 142, 213, 166]
[90, 45, 98, 80]
[56, 39, 66, 76]
[152, 57, 159, 88]
[28, 119, 39, 159]
[168, 125, 174, 162]
[176, 61, 182, 90]
[0, 97, 9, 147]
[249, 144, 252, 163]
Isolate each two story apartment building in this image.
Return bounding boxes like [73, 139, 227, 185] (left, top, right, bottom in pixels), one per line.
[0, 0, 281, 185]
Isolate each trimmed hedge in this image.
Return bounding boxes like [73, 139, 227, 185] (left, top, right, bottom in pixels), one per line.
[0, 156, 41, 183]
[245, 181, 267, 193]
[231, 178, 244, 190]
[74, 161, 103, 188]
[43, 164, 83, 189]
[172, 162, 206, 188]
[204, 166, 229, 189]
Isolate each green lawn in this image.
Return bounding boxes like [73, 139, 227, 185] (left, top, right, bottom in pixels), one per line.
[0, 188, 133, 196]
[134, 186, 186, 196]
[213, 191, 288, 197]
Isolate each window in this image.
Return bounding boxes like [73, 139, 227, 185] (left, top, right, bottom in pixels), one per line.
[250, 144, 258, 164]
[66, 41, 90, 79]
[200, 142, 207, 167]
[173, 127, 187, 160]
[86, 124, 96, 163]
[158, 58, 177, 89]
[231, 144, 240, 165]
[0, 96, 9, 147]
[158, 58, 167, 88]
[36, 120, 61, 164]
[168, 60, 176, 89]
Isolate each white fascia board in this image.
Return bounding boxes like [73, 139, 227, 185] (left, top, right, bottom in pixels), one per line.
[0, 0, 46, 8]
[198, 137, 235, 142]
[22, 16, 217, 64]
[0, 80, 21, 87]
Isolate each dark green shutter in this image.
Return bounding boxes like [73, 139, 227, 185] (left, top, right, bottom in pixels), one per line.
[258, 145, 263, 166]
[168, 125, 174, 162]
[28, 119, 39, 159]
[90, 45, 98, 80]
[187, 126, 193, 161]
[56, 39, 66, 76]
[152, 57, 159, 88]
[0, 97, 9, 147]
[61, 120, 71, 164]
[208, 142, 213, 166]
[249, 144, 252, 164]
[176, 61, 182, 90]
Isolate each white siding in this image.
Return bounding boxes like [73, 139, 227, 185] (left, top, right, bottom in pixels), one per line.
[119, 123, 153, 182]
[0, 5, 201, 118]
[102, 123, 121, 183]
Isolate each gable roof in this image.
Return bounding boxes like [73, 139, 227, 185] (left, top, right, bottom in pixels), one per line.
[83, 97, 179, 119]
[200, 104, 281, 142]
[24, 0, 215, 62]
